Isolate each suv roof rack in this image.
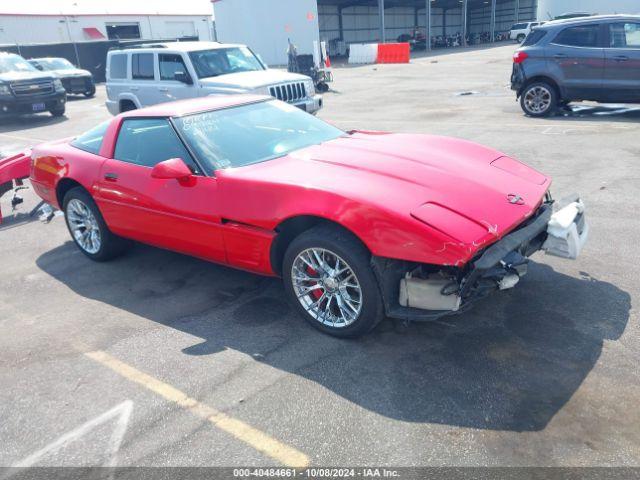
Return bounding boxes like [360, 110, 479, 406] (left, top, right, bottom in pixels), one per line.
[108, 43, 168, 52]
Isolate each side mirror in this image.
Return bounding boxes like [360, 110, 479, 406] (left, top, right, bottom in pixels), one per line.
[151, 158, 192, 181]
[174, 71, 193, 85]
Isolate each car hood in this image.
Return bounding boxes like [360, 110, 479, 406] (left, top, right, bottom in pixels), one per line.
[48, 68, 92, 78]
[0, 70, 54, 83]
[199, 70, 310, 91]
[234, 132, 551, 243]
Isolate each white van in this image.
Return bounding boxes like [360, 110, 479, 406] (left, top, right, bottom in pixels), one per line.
[105, 42, 322, 115]
[509, 22, 543, 43]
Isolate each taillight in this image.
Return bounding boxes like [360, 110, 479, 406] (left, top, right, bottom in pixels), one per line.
[513, 51, 529, 64]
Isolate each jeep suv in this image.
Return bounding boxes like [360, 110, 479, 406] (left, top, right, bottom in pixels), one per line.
[106, 42, 322, 115]
[512, 15, 640, 117]
[0, 52, 67, 117]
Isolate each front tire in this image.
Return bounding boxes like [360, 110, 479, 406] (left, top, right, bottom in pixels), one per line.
[283, 225, 384, 338]
[517, 34, 526, 43]
[49, 104, 66, 117]
[84, 86, 96, 98]
[520, 81, 557, 117]
[63, 187, 130, 261]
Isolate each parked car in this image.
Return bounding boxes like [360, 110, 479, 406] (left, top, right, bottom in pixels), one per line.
[509, 21, 544, 43]
[27, 95, 587, 337]
[512, 15, 640, 117]
[105, 41, 322, 115]
[0, 52, 66, 117]
[28, 57, 95, 98]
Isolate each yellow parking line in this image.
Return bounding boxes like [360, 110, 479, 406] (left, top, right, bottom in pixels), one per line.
[85, 350, 309, 468]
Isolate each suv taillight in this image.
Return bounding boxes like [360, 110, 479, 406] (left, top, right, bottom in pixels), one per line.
[513, 51, 529, 64]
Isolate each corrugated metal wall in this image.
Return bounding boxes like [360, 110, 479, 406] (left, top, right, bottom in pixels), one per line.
[318, 0, 536, 46]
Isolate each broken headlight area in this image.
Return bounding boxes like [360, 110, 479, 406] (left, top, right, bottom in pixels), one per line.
[373, 195, 588, 322]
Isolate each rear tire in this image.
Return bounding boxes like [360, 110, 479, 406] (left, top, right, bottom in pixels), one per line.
[520, 81, 557, 117]
[63, 187, 131, 262]
[282, 225, 384, 338]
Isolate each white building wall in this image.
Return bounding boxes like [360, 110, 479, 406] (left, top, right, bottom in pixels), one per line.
[213, 0, 320, 66]
[0, 15, 212, 45]
[537, 0, 640, 20]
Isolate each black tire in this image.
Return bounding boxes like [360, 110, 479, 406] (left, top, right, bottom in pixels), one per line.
[282, 225, 384, 338]
[520, 81, 558, 117]
[63, 187, 131, 261]
[84, 86, 96, 98]
[120, 101, 136, 113]
[49, 104, 66, 117]
[517, 34, 526, 43]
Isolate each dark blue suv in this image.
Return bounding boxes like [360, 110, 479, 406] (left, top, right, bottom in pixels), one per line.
[511, 15, 640, 117]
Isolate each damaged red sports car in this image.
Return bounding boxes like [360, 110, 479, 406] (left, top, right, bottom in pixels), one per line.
[27, 95, 588, 337]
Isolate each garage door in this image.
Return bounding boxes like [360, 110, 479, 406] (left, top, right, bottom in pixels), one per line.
[164, 21, 196, 38]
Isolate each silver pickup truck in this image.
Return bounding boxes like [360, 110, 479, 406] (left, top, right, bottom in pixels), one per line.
[105, 41, 322, 115]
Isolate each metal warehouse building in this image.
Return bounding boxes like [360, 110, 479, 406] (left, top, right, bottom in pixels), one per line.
[213, 0, 538, 65]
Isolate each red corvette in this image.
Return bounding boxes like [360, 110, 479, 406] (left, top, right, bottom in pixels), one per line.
[27, 95, 588, 337]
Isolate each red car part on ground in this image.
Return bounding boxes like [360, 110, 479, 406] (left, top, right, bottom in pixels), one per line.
[0, 151, 31, 224]
[26, 95, 588, 337]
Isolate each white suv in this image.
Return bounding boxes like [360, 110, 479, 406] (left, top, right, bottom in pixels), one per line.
[509, 22, 543, 43]
[105, 42, 322, 115]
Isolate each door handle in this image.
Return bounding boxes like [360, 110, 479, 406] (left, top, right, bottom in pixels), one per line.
[158, 88, 169, 92]
[104, 173, 118, 182]
[613, 55, 629, 62]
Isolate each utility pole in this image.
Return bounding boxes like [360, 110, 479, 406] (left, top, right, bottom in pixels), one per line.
[426, 0, 431, 51]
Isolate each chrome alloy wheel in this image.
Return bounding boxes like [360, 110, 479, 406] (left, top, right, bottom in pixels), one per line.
[291, 248, 363, 328]
[66, 199, 101, 254]
[523, 85, 552, 114]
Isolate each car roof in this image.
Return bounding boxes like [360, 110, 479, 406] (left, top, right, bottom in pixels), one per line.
[120, 94, 271, 118]
[542, 14, 640, 27]
[110, 41, 245, 54]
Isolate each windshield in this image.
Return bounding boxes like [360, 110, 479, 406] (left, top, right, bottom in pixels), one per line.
[173, 100, 344, 170]
[33, 58, 75, 70]
[0, 55, 37, 74]
[188, 47, 264, 79]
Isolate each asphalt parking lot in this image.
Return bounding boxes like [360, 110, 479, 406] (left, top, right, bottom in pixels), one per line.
[1, 44, 639, 469]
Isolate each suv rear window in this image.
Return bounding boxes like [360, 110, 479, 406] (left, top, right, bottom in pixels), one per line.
[511, 23, 528, 30]
[522, 29, 547, 46]
[109, 54, 127, 79]
[553, 25, 600, 47]
[132, 53, 154, 80]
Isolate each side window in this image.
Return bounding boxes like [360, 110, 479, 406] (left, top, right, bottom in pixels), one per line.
[159, 54, 188, 81]
[114, 119, 197, 171]
[131, 53, 155, 80]
[71, 120, 110, 155]
[610, 22, 640, 48]
[109, 54, 127, 79]
[553, 25, 600, 48]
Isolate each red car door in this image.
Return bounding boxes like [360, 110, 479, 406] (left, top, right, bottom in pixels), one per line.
[94, 117, 226, 263]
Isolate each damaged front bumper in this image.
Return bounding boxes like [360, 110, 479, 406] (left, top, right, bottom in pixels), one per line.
[373, 195, 589, 321]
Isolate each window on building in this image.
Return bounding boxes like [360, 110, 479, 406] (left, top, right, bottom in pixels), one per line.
[553, 25, 600, 48]
[132, 53, 155, 80]
[106, 22, 141, 40]
[109, 54, 127, 79]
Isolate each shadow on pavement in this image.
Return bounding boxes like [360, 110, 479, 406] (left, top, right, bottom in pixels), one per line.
[36, 242, 630, 432]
